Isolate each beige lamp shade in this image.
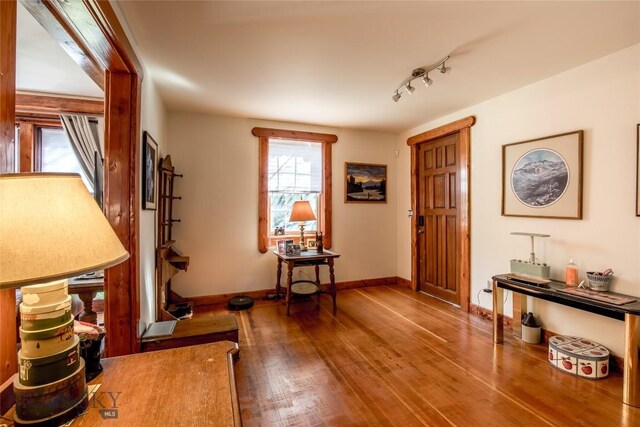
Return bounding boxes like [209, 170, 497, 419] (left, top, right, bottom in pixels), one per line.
[0, 173, 129, 288]
[289, 200, 316, 222]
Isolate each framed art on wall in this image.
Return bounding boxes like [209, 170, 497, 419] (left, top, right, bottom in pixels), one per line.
[143, 131, 158, 210]
[345, 162, 387, 203]
[502, 130, 583, 219]
[637, 124, 640, 216]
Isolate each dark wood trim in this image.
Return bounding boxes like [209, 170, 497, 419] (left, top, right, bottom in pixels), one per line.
[18, 0, 104, 90]
[397, 277, 412, 288]
[21, 0, 143, 356]
[16, 116, 61, 126]
[0, 0, 17, 386]
[255, 129, 336, 253]
[252, 127, 338, 143]
[103, 71, 140, 356]
[408, 116, 475, 310]
[189, 276, 400, 307]
[406, 116, 476, 146]
[258, 137, 269, 253]
[322, 141, 333, 249]
[16, 92, 103, 116]
[458, 127, 471, 311]
[18, 122, 33, 172]
[410, 146, 418, 291]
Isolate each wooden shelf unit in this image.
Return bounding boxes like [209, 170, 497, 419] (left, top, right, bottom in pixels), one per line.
[157, 156, 190, 321]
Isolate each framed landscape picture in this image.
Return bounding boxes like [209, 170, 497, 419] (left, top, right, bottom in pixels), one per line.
[142, 131, 158, 210]
[345, 162, 387, 203]
[502, 130, 583, 219]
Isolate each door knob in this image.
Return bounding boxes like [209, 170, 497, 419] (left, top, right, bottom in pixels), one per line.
[417, 229, 425, 234]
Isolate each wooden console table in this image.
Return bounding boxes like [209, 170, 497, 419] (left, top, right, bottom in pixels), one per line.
[492, 274, 640, 407]
[273, 250, 340, 316]
[5, 341, 241, 426]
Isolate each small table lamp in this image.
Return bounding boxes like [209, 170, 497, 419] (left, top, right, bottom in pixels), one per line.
[0, 173, 129, 427]
[289, 200, 316, 251]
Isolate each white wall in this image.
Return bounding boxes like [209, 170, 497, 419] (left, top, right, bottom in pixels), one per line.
[138, 77, 167, 334]
[396, 44, 640, 355]
[167, 114, 397, 297]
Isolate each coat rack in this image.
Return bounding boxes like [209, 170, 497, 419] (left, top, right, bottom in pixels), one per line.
[157, 155, 190, 320]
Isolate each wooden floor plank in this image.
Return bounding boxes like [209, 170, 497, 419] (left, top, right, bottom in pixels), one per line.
[198, 287, 640, 426]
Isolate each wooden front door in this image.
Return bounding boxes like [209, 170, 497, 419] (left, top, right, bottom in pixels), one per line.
[416, 133, 463, 305]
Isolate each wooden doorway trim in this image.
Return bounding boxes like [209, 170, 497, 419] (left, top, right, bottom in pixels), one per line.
[0, 0, 17, 388]
[18, 0, 143, 357]
[407, 116, 475, 311]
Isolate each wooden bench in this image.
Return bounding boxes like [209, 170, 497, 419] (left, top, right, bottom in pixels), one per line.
[141, 315, 239, 352]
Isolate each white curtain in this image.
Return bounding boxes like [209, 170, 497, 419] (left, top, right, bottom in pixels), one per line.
[268, 139, 322, 193]
[59, 114, 102, 189]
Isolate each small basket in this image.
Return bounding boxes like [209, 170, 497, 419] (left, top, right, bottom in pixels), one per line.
[586, 272, 611, 292]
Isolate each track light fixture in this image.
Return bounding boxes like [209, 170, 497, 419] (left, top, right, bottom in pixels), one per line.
[392, 55, 451, 102]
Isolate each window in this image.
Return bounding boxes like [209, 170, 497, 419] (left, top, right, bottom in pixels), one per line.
[253, 127, 337, 253]
[269, 139, 322, 233]
[37, 127, 93, 193]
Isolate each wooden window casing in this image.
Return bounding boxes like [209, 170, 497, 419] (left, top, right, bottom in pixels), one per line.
[252, 127, 337, 253]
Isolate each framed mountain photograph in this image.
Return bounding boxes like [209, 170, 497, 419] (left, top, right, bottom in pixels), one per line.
[502, 130, 583, 219]
[345, 162, 387, 203]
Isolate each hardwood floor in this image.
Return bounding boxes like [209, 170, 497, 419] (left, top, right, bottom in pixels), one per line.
[198, 286, 640, 426]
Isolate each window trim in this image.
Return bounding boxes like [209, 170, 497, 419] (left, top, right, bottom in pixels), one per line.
[253, 127, 337, 253]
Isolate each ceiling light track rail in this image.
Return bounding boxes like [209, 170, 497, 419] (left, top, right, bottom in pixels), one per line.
[392, 55, 451, 102]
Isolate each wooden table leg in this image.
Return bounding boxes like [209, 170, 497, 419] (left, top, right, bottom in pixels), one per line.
[623, 313, 640, 407]
[275, 257, 283, 298]
[512, 292, 527, 338]
[286, 262, 294, 316]
[328, 258, 336, 315]
[78, 290, 98, 325]
[493, 280, 504, 344]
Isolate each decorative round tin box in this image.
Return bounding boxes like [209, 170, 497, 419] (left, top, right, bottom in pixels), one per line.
[548, 335, 609, 379]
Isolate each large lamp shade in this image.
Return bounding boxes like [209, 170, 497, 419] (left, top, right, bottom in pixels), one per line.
[0, 173, 129, 288]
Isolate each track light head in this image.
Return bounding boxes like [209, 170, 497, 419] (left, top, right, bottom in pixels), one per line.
[392, 91, 401, 102]
[439, 62, 451, 74]
[405, 83, 415, 94]
[423, 74, 433, 87]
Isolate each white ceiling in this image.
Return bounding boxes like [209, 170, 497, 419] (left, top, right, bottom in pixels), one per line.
[18, 1, 640, 132]
[117, 1, 639, 133]
[16, 2, 103, 99]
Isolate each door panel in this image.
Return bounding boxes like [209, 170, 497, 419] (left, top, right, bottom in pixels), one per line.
[417, 133, 461, 305]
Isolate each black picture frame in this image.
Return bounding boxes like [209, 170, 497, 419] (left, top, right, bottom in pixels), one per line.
[143, 131, 158, 210]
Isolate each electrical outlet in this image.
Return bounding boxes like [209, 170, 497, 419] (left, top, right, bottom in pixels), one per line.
[483, 280, 493, 293]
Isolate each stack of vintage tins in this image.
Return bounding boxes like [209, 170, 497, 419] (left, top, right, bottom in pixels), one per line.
[14, 279, 89, 426]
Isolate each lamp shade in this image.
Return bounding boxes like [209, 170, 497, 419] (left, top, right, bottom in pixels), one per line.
[289, 200, 316, 222]
[0, 173, 129, 288]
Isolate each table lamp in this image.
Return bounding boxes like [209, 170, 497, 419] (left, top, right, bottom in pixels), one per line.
[289, 200, 316, 251]
[0, 173, 129, 427]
